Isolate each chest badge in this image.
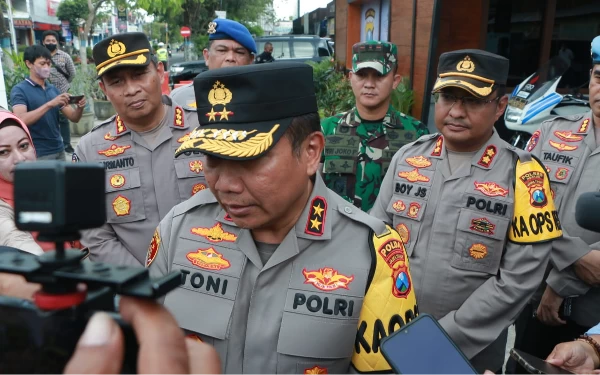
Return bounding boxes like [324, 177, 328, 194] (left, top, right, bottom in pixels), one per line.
[378, 239, 412, 298]
[469, 243, 488, 259]
[392, 200, 406, 212]
[189, 160, 204, 173]
[187, 248, 231, 270]
[407, 202, 421, 218]
[192, 183, 207, 195]
[112, 195, 131, 216]
[98, 144, 132, 157]
[109, 174, 126, 188]
[554, 130, 583, 142]
[304, 366, 328, 374]
[302, 267, 354, 291]
[396, 223, 410, 245]
[555, 168, 569, 180]
[398, 169, 430, 183]
[549, 140, 578, 152]
[177, 132, 191, 143]
[191, 222, 237, 243]
[474, 181, 509, 197]
[104, 132, 118, 141]
[470, 217, 496, 235]
[405, 155, 432, 168]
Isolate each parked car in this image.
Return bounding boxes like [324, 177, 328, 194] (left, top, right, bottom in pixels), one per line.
[254, 35, 333, 64]
[169, 60, 208, 88]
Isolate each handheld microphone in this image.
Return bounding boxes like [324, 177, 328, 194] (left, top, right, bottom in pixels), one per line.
[575, 192, 600, 233]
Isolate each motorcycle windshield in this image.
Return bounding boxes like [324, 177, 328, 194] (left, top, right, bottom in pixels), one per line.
[509, 56, 570, 109]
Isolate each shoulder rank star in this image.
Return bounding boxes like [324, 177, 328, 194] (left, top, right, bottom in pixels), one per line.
[477, 145, 497, 168]
[174, 106, 184, 127]
[305, 196, 327, 236]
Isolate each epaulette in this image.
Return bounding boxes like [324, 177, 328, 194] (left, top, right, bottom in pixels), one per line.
[90, 114, 117, 132]
[541, 113, 585, 127]
[335, 201, 388, 236]
[172, 189, 218, 217]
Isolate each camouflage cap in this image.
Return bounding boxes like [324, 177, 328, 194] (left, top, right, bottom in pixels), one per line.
[352, 41, 398, 75]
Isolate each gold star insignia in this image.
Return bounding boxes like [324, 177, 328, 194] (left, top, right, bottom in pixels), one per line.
[481, 156, 491, 164]
[486, 149, 495, 157]
[313, 203, 324, 217]
[219, 108, 231, 121]
[206, 108, 217, 121]
[434, 146, 441, 153]
[310, 217, 322, 230]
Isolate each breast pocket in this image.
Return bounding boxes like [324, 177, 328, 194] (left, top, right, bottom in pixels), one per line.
[276, 264, 367, 373]
[386, 196, 427, 256]
[174, 156, 208, 200]
[451, 208, 510, 275]
[105, 168, 146, 224]
[545, 163, 575, 208]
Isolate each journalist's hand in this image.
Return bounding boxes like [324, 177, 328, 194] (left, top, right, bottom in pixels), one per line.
[546, 339, 600, 374]
[64, 296, 221, 374]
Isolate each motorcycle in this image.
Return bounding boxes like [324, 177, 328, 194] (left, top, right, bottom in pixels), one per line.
[504, 56, 590, 149]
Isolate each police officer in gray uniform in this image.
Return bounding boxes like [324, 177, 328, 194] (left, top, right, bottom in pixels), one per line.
[370, 50, 562, 372]
[147, 62, 419, 373]
[73, 33, 207, 265]
[510, 35, 600, 369]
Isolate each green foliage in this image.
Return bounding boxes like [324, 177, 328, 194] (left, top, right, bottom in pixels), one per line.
[192, 34, 209, 57]
[2, 49, 29, 108]
[243, 23, 264, 37]
[56, 0, 88, 37]
[391, 77, 415, 114]
[71, 64, 104, 102]
[307, 60, 354, 118]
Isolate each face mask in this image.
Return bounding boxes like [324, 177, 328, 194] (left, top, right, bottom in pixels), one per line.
[35, 66, 51, 80]
[44, 43, 57, 52]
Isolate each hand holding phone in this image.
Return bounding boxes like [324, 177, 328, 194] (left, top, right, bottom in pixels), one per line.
[380, 313, 477, 374]
[68, 95, 84, 104]
[510, 349, 574, 374]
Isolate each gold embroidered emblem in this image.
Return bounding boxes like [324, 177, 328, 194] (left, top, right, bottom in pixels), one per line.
[146, 229, 160, 267]
[107, 39, 126, 58]
[174, 106, 184, 127]
[112, 195, 131, 216]
[104, 132, 118, 141]
[189, 160, 204, 173]
[549, 140, 578, 152]
[206, 81, 234, 121]
[116, 116, 127, 134]
[456, 55, 475, 73]
[469, 243, 488, 259]
[398, 169, 430, 183]
[207, 21, 217, 34]
[176, 125, 279, 159]
[304, 366, 328, 374]
[177, 132, 191, 143]
[192, 183, 206, 195]
[187, 248, 231, 270]
[191, 222, 237, 243]
[109, 174, 126, 188]
[396, 223, 410, 245]
[98, 144, 131, 157]
[406, 155, 432, 168]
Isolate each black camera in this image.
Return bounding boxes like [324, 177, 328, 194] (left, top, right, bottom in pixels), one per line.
[0, 161, 181, 373]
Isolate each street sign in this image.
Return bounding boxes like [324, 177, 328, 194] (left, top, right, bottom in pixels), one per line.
[180, 26, 191, 37]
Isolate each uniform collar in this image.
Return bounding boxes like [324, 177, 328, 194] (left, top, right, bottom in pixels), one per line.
[344, 104, 395, 128]
[470, 131, 502, 170]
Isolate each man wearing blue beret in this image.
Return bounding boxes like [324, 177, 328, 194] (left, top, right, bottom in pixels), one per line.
[171, 19, 256, 109]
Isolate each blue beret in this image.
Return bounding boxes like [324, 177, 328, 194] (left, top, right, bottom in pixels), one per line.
[592, 36, 600, 64]
[207, 19, 257, 55]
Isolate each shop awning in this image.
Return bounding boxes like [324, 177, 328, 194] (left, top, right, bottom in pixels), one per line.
[34, 22, 61, 31]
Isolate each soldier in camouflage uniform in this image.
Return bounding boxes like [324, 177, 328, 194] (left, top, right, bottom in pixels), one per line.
[321, 41, 429, 212]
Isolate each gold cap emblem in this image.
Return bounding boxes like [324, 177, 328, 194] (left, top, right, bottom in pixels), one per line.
[107, 39, 126, 58]
[206, 81, 233, 121]
[207, 21, 217, 34]
[456, 56, 475, 73]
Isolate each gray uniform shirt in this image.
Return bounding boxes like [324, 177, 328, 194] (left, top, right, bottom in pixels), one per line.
[74, 96, 206, 265]
[369, 131, 555, 372]
[148, 175, 392, 373]
[529, 111, 600, 327]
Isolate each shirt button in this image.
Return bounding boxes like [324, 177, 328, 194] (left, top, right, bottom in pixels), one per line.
[344, 207, 352, 214]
